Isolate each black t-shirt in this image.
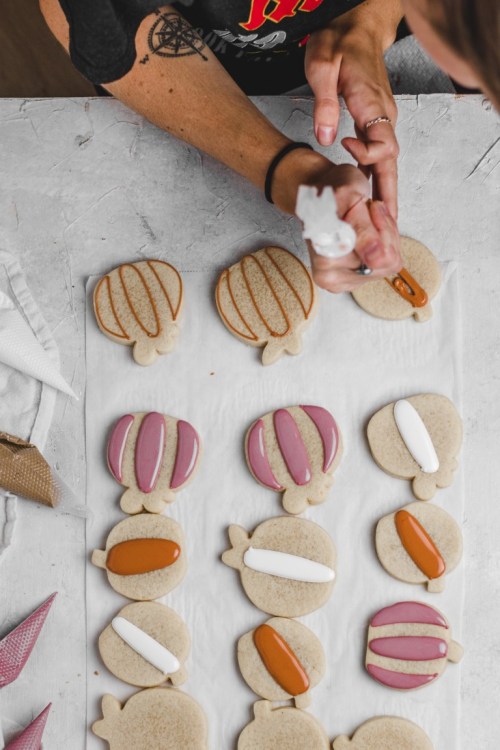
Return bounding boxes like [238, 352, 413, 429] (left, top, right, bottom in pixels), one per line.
[59, 0, 365, 93]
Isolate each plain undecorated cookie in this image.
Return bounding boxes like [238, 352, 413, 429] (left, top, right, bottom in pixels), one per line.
[93, 259, 183, 365]
[245, 405, 343, 515]
[351, 236, 441, 322]
[376, 502, 463, 592]
[237, 617, 325, 707]
[237, 701, 330, 750]
[92, 688, 207, 749]
[92, 515, 186, 600]
[367, 394, 462, 500]
[107, 411, 202, 514]
[332, 716, 434, 749]
[215, 246, 318, 366]
[98, 602, 190, 687]
[222, 516, 336, 617]
[365, 601, 463, 690]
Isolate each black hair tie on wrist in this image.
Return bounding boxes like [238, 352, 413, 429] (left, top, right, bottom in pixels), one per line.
[265, 141, 314, 204]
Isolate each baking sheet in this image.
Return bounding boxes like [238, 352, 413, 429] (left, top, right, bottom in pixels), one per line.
[85, 263, 464, 749]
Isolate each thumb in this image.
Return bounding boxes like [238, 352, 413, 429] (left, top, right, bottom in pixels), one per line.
[305, 37, 342, 147]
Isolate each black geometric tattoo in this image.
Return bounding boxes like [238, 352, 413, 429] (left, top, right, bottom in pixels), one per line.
[147, 12, 208, 61]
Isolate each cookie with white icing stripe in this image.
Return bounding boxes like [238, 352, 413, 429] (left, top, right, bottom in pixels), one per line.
[376, 502, 463, 592]
[92, 688, 207, 750]
[365, 601, 463, 690]
[222, 516, 336, 617]
[238, 701, 330, 750]
[367, 394, 462, 500]
[237, 617, 325, 707]
[107, 411, 202, 514]
[332, 716, 434, 749]
[91, 515, 186, 600]
[351, 237, 441, 323]
[245, 405, 343, 515]
[215, 246, 318, 366]
[98, 602, 190, 687]
[93, 259, 183, 366]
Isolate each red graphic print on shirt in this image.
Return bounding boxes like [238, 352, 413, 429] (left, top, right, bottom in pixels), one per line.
[240, 0, 326, 31]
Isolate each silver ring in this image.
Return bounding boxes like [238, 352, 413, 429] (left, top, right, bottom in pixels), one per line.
[365, 115, 392, 131]
[356, 264, 373, 276]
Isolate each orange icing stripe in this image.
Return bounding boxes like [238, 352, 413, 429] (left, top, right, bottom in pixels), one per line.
[386, 268, 428, 308]
[147, 260, 182, 321]
[242, 255, 290, 338]
[395, 510, 445, 580]
[119, 264, 161, 338]
[94, 276, 130, 340]
[216, 269, 258, 341]
[265, 248, 314, 319]
[107, 538, 180, 576]
[254, 624, 310, 696]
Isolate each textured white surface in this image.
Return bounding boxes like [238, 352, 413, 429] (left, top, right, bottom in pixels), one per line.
[0, 95, 498, 747]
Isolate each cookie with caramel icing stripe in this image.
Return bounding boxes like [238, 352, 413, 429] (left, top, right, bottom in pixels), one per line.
[332, 716, 434, 749]
[93, 259, 183, 366]
[215, 246, 318, 366]
[237, 617, 325, 707]
[367, 394, 462, 500]
[351, 236, 441, 322]
[98, 602, 190, 688]
[376, 502, 463, 592]
[237, 701, 330, 750]
[92, 515, 186, 600]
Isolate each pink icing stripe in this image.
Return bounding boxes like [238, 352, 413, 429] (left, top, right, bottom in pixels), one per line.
[367, 664, 437, 690]
[369, 636, 448, 661]
[5, 704, 51, 749]
[247, 420, 282, 490]
[371, 602, 448, 629]
[274, 409, 312, 486]
[107, 414, 134, 483]
[300, 405, 339, 472]
[135, 412, 166, 493]
[170, 420, 200, 489]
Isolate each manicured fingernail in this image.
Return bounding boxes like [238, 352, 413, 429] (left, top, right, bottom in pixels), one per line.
[364, 242, 383, 261]
[317, 126, 335, 145]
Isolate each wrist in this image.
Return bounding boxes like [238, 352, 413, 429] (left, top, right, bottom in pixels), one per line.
[271, 148, 333, 215]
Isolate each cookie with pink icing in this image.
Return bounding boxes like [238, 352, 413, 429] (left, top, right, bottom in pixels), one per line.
[222, 516, 336, 617]
[245, 405, 343, 515]
[365, 601, 463, 691]
[107, 411, 202, 514]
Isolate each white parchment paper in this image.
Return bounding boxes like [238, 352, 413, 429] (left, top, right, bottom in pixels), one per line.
[85, 264, 463, 749]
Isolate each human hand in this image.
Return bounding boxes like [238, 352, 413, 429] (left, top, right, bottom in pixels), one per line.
[305, 2, 401, 219]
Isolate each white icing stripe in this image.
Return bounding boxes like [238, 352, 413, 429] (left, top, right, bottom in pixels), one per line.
[244, 547, 335, 583]
[394, 399, 440, 474]
[112, 617, 180, 675]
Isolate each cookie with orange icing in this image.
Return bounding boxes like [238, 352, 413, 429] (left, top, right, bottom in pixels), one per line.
[215, 246, 318, 366]
[376, 502, 462, 592]
[93, 259, 183, 366]
[351, 237, 441, 323]
[237, 617, 325, 708]
[92, 515, 186, 600]
[238, 701, 330, 750]
[332, 716, 434, 749]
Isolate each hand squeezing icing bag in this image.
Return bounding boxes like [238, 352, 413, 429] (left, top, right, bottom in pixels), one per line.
[295, 186, 357, 258]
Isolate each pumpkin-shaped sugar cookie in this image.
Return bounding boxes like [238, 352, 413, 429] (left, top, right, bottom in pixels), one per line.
[107, 411, 202, 514]
[365, 601, 463, 690]
[222, 516, 336, 617]
[93, 259, 183, 366]
[351, 237, 441, 323]
[245, 405, 343, 515]
[238, 701, 330, 750]
[237, 617, 325, 708]
[92, 689, 207, 750]
[376, 502, 463, 592]
[98, 602, 190, 688]
[215, 247, 317, 366]
[332, 716, 434, 749]
[367, 394, 462, 500]
[92, 515, 186, 600]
